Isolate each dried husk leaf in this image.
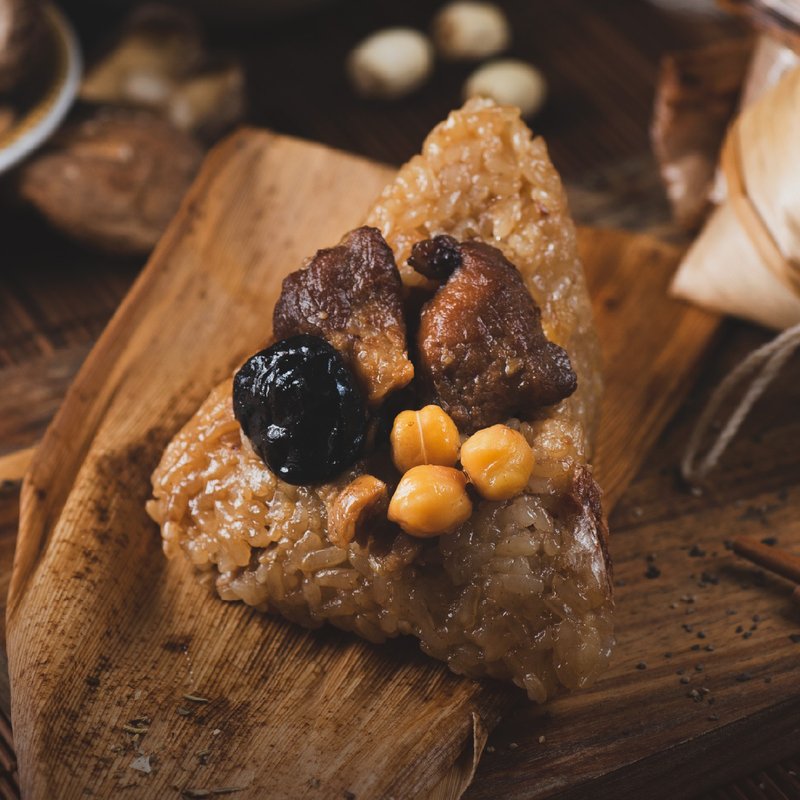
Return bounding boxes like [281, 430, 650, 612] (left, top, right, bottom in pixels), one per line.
[672, 65, 800, 329]
[651, 36, 752, 230]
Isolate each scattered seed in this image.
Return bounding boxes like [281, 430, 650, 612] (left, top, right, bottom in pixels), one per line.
[735, 625, 744, 634]
[789, 634, 800, 644]
[680, 676, 691, 684]
[723, 540, 734, 550]
[646, 553, 656, 563]
[664, 652, 673, 659]
[182, 788, 245, 798]
[752, 614, 762, 622]
[176, 707, 193, 716]
[123, 725, 149, 735]
[669, 603, 677, 610]
[761, 536, 778, 546]
[697, 631, 707, 639]
[764, 676, 773, 683]
[691, 645, 701, 651]
[695, 664, 704, 672]
[681, 595, 695, 604]
[677, 668, 685, 675]
[308, 778, 321, 789]
[636, 662, 647, 670]
[538, 735, 546, 744]
[688, 545, 706, 557]
[130, 755, 152, 774]
[708, 714, 719, 721]
[486, 745, 496, 753]
[726, 609, 737, 616]
[688, 689, 702, 702]
[743, 631, 753, 640]
[682, 623, 694, 633]
[705, 644, 715, 652]
[645, 565, 661, 579]
[700, 571, 719, 585]
[509, 742, 519, 750]
[735, 672, 753, 682]
[183, 694, 211, 704]
[615, 579, 628, 587]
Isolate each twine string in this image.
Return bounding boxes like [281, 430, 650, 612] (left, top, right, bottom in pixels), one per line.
[681, 321, 800, 484]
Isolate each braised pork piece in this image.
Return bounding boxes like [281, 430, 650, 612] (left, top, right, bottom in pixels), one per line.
[273, 226, 414, 406]
[413, 236, 577, 432]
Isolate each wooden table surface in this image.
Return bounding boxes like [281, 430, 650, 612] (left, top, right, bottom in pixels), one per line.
[1, 1, 799, 798]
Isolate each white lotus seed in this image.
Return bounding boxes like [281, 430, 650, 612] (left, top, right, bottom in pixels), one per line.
[463, 59, 547, 118]
[347, 28, 434, 100]
[433, 1, 510, 61]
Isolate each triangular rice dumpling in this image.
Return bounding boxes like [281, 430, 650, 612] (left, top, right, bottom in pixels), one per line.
[148, 99, 613, 702]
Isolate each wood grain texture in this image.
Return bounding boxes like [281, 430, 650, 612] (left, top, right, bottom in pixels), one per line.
[581, 229, 718, 507]
[5, 128, 724, 799]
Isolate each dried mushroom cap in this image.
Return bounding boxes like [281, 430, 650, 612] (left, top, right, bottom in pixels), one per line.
[0, 105, 15, 135]
[80, 5, 204, 105]
[17, 109, 203, 255]
[0, 0, 45, 92]
[79, 5, 245, 142]
[273, 226, 415, 406]
[416, 238, 577, 431]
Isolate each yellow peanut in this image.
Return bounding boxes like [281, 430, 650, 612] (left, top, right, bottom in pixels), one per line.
[460, 424, 534, 501]
[390, 405, 460, 473]
[388, 465, 472, 537]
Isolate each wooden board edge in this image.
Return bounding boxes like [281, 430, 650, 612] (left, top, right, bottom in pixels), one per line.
[546, 695, 800, 800]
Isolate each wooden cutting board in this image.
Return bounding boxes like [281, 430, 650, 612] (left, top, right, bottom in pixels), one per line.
[6, 128, 747, 800]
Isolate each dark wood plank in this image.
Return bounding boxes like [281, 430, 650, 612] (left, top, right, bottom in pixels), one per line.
[0, 345, 90, 456]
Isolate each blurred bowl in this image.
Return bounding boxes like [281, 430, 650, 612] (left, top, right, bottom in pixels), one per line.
[0, 4, 82, 175]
